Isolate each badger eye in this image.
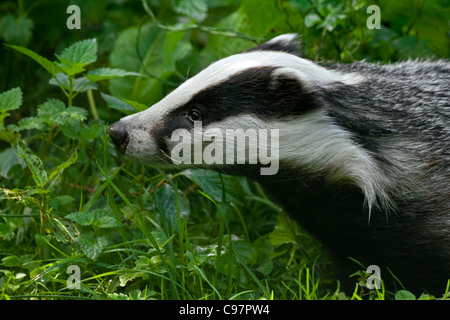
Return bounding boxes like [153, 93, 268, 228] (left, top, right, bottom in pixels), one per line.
[187, 109, 202, 122]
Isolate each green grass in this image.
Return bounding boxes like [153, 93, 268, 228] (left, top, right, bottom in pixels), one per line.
[1, 144, 449, 300]
[1, 0, 449, 301]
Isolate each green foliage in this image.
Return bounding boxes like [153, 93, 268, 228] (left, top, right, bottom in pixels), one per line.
[0, 0, 449, 301]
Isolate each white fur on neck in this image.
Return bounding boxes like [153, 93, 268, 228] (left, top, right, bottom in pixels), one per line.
[201, 111, 394, 215]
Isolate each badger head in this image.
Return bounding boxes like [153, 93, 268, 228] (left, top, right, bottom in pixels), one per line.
[108, 34, 391, 211]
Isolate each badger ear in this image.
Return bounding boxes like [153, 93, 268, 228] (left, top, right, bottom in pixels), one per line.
[247, 33, 301, 56]
[269, 67, 318, 115]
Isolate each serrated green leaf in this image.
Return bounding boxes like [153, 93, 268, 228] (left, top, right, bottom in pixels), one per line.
[11, 141, 47, 187]
[38, 98, 86, 128]
[0, 87, 22, 112]
[95, 216, 122, 228]
[56, 39, 97, 67]
[9, 116, 45, 132]
[86, 68, 141, 83]
[6, 44, 62, 76]
[78, 233, 108, 260]
[37, 98, 67, 127]
[79, 121, 104, 141]
[60, 106, 88, 123]
[66, 211, 95, 226]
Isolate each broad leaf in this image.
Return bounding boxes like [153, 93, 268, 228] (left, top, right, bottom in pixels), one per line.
[66, 211, 95, 226]
[8, 116, 45, 132]
[95, 216, 122, 229]
[78, 233, 108, 260]
[0, 87, 23, 112]
[56, 38, 98, 67]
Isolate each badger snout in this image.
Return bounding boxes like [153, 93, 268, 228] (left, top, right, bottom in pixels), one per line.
[108, 121, 130, 154]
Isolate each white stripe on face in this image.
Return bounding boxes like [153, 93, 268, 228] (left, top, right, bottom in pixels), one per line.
[119, 50, 364, 131]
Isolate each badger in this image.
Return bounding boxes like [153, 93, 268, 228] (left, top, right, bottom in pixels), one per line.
[108, 34, 450, 295]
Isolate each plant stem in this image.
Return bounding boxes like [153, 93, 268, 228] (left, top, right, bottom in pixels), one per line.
[87, 89, 99, 119]
[68, 76, 74, 107]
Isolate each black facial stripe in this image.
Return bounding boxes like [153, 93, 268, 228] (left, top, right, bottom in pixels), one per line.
[177, 66, 317, 124]
[151, 66, 319, 146]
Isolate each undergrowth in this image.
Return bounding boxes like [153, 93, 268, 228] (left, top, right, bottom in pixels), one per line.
[1, 0, 449, 301]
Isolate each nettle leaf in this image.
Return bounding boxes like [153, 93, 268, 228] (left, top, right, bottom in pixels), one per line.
[79, 120, 104, 141]
[66, 209, 121, 229]
[37, 98, 66, 126]
[8, 117, 46, 132]
[60, 106, 88, 123]
[95, 216, 122, 229]
[0, 87, 23, 112]
[92, 209, 121, 228]
[11, 141, 47, 187]
[86, 68, 141, 83]
[66, 211, 95, 226]
[37, 99, 87, 128]
[6, 44, 62, 76]
[78, 232, 109, 260]
[56, 38, 98, 67]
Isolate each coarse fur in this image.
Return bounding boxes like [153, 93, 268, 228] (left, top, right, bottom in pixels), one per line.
[108, 34, 450, 295]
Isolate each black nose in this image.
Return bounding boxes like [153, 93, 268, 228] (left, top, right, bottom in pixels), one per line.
[108, 121, 129, 154]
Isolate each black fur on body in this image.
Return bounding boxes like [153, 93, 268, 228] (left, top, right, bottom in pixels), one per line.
[108, 34, 450, 295]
